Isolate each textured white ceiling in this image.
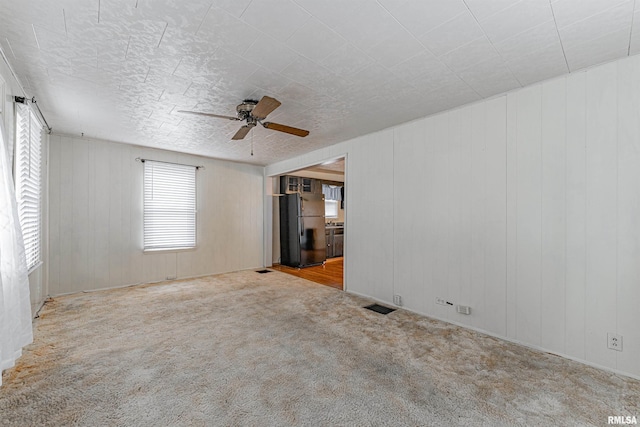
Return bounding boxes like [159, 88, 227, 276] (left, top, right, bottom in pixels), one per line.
[1, 0, 638, 165]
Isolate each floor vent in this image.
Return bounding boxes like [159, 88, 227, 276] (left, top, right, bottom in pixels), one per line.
[364, 303, 396, 315]
[255, 269, 272, 274]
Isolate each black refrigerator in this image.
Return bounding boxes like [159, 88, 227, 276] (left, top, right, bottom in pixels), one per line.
[279, 193, 326, 268]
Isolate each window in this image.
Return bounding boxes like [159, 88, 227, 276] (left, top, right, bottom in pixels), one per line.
[322, 183, 341, 219]
[14, 104, 43, 271]
[143, 160, 196, 251]
[325, 199, 338, 219]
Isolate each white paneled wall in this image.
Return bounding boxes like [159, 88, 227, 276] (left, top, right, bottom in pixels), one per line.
[585, 63, 619, 369]
[565, 71, 587, 361]
[540, 78, 566, 355]
[49, 135, 264, 295]
[346, 130, 394, 301]
[616, 57, 640, 376]
[266, 54, 640, 378]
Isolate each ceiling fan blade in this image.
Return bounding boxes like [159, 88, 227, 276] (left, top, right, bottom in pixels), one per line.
[262, 122, 309, 137]
[177, 110, 239, 120]
[251, 96, 281, 119]
[232, 125, 253, 140]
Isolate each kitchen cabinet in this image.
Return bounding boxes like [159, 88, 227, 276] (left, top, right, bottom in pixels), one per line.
[285, 176, 299, 193]
[333, 233, 343, 257]
[281, 176, 321, 194]
[301, 177, 314, 193]
[325, 225, 344, 258]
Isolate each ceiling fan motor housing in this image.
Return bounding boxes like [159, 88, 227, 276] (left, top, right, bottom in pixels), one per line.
[237, 100, 258, 120]
[237, 100, 261, 127]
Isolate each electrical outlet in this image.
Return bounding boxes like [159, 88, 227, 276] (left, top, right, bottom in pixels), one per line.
[456, 305, 471, 315]
[166, 275, 177, 281]
[608, 333, 623, 351]
[393, 295, 403, 306]
[436, 297, 446, 306]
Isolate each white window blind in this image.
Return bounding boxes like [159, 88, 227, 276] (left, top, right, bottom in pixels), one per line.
[143, 160, 196, 251]
[14, 104, 43, 271]
[325, 200, 338, 218]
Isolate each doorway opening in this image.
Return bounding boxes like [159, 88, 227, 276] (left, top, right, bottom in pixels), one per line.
[270, 157, 346, 290]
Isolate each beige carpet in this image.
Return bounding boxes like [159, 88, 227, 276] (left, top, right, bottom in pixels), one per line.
[1, 270, 638, 426]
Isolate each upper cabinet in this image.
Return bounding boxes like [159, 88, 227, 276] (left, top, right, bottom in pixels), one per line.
[280, 175, 321, 194]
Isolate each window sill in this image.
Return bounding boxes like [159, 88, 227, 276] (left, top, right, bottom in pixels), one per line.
[143, 247, 196, 254]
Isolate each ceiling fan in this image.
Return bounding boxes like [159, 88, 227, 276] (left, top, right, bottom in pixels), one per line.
[178, 96, 310, 140]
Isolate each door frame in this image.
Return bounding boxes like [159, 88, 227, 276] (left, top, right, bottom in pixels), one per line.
[264, 154, 348, 290]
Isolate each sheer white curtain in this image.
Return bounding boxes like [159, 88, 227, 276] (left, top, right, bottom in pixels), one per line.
[0, 118, 33, 386]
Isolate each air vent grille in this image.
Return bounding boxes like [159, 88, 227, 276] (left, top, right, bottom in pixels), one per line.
[364, 304, 396, 315]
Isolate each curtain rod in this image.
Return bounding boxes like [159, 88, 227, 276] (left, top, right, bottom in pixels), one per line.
[135, 157, 204, 169]
[15, 96, 52, 134]
[30, 97, 52, 134]
[1, 46, 53, 134]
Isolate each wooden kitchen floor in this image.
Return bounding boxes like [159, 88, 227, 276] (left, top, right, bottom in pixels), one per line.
[271, 257, 343, 290]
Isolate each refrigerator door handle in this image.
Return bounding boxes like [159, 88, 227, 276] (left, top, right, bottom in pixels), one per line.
[300, 217, 304, 236]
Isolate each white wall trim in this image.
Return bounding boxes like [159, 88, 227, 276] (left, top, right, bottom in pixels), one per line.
[48, 267, 267, 298]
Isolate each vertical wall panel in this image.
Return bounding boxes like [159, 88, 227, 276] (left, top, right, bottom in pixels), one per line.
[470, 103, 487, 331]
[564, 71, 587, 360]
[515, 86, 542, 346]
[108, 143, 124, 287]
[128, 151, 144, 285]
[347, 130, 394, 302]
[540, 78, 567, 354]
[93, 140, 111, 290]
[220, 162, 233, 272]
[85, 138, 96, 289]
[430, 114, 451, 320]
[615, 56, 640, 374]
[71, 139, 90, 292]
[57, 139, 74, 295]
[446, 109, 464, 318]
[584, 62, 618, 368]
[505, 93, 518, 340]
[253, 173, 264, 264]
[393, 118, 426, 313]
[48, 136, 61, 294]
[188, 162, 204, 278]
[483, 97, 508, 336]
[118, 145, 133, 284]
[421, 116, 439, 315]
[447, 107, 473, 324]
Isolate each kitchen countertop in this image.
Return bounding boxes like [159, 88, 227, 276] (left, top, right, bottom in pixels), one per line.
[325, 225, 344, 230]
